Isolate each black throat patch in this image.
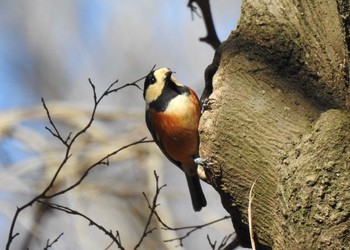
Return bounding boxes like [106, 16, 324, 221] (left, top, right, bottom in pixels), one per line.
[149, 83, 188, 112]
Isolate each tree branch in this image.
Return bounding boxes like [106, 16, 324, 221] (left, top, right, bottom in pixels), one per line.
[38, 201, 125, 250]
[161, 215, 230, 247]
[43, 232, 64, 250]
[150, 204, 231, 248]
[6, 74, 146, 250]
[134, 170, 166, 249]
[39, 170, 167, 250]
[188, 0, 221, 49]
[44, 137, 153, 199]
[207, 232, 236, 250]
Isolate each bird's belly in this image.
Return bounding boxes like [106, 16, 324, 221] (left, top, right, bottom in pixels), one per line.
[153, 111, 199, 168]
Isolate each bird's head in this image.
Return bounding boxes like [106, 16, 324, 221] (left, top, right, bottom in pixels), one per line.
[143, 68, 184, 104]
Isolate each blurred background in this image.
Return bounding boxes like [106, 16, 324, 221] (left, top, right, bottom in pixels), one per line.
[0, 0, 242, 249]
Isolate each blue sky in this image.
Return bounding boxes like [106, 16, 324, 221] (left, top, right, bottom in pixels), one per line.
[0, 1, 240, 110]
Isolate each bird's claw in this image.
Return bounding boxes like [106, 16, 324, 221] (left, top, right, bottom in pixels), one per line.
[194, 157, 213, 168]
[200, 98, 215, 114]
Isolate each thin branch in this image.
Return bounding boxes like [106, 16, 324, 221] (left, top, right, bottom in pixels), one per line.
[187, 0, 221, 49]
[150, 205, 230, 247]
[207, 234, 217, 249]
[45, 137, 153, 199]
[41, 170, 166, 250]
[157, 212, 230, 231]
[188, 1, 202, 19]
[68, 75, 144, 152]
[6, 74, 146, 250]
[218, 233, 235, 250]
[104, 240, 114, 250]
[161, 215, 230, 247]
[42, 98, 69, 146]
[104, 78, 144, 95]
[43, 232, 64, 250]
[248, 175, 261, 250]
[207, 232, 236, 250]
[38, 201, 125, 250]
[134, 171, 166, 249]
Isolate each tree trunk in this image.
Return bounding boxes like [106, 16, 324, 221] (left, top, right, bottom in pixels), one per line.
[199, 0, 350, 248]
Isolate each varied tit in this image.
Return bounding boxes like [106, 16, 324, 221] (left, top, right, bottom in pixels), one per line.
[143, 68, 207, 212]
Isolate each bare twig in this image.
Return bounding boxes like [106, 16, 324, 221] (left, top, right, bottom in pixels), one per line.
[134, 171, 166, 249]
[6, 75, 145, 250]
[151, 207, 230, 247]
[187, 1, 202, 19]
[45, 137, 153, 199]
[207, 234, 217, 249]
[40, 170, 166, 250]
[248, 175, 261, 250]
[219, 233, 235, 250]
[38, 201, 125, 250]
[187, 0, 221, 49]
[104, 240, 114, 250]
[134, 170, 231, 248]
[42, 98, 70, 146]
[207, 232, 236, 250]
[43, 232, 64, 250]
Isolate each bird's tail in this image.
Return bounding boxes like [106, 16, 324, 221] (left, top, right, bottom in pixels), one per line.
[186, 174, 207, 212]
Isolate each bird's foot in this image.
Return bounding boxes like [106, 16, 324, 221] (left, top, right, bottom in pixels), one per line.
[195, 158, 213, 181]
[200, 98, 215, 114]
[194, 157, 213, 168]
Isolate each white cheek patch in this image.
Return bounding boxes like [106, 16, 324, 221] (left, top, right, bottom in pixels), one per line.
[154, 68, 169, 79]
[145, 68, 169, 104]
[145, 83, 164, 103]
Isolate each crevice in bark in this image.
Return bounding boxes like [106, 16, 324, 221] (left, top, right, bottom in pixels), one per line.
[336, 0, 350, 107]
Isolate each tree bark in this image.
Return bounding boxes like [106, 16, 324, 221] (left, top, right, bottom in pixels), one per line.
[199, 0, 350, 249]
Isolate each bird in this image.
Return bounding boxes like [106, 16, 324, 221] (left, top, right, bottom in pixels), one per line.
[143, 67, 207, 212]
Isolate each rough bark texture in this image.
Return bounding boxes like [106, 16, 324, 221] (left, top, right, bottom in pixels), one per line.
[199, 0, 350, 249]
[276, 109, 350, 249]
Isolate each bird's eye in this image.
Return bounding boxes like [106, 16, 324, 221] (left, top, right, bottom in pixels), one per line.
[149, 75, 156, 84]
[144, 73, 157, 98]
[145, 73, 156, 86]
